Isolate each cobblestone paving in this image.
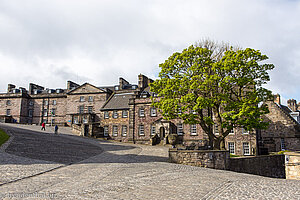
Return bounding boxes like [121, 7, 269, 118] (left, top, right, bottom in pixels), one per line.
[0, 123, 299, 200]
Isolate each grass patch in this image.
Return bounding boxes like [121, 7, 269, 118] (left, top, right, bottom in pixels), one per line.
[230, 154, 240, 158]
[0, 128, 10, 147]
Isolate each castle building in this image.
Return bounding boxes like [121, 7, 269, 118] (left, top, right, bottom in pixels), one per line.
[0, 75, 299, 155]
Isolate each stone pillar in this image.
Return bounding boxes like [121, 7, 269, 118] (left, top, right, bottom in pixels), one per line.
[285, 151, 300, 180]
[128, 97, 135, 143]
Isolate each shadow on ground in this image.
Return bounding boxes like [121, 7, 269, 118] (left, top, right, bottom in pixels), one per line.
[0, 124, 168, 165]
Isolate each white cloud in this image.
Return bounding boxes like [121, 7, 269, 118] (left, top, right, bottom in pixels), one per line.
[0, 0, 299, 102]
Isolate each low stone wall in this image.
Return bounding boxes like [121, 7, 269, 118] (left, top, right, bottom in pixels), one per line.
[169, 149, 230, 170]
[229, 155, 285, 178]
[285, 151, 300, 180]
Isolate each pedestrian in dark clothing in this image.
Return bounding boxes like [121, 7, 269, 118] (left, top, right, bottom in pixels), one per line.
[41, 122, 46, 131]
[55, 125, 58, 134]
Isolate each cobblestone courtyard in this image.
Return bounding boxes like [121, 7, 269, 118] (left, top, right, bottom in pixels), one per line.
[0, 123, 299, 199]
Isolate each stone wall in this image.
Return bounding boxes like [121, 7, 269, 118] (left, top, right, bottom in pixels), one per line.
[169, 149, 230, 170]
[229, 155, 285, 178]
[285, 151, 300, 180]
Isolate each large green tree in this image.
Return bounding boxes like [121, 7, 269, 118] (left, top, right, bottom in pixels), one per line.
[150, 41, 274, 150]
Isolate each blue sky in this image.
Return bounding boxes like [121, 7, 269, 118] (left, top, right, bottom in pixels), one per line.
[0, 0, 299, 104]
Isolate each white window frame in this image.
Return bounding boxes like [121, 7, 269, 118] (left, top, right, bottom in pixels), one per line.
[104, 126, 109, 136]
[177, 123, 183, 135]
[43, 109, 48, 117]
[139, 108, 145, 117]
[122, 125, 127, 136]
[79, 106, 84, 114]
[80, 96, 85, 102]
[104, 111, 109, 119]
[113, 125, 118, 137]
[214, 124, 219, 135]
[243, 142, 250, 155]
[44, 100, 48, 106]
[28, 109, 33, 117]
[150, 107, 157, 117]
[151, 125, 156, 136]
[229, 128, 235, 135]
[190, 124, 197, 136]
[73, 116, 79, 124]
[6, 109, 11, 116]
[139, 125, 145, 136]
[113, 110, 118, 119]
[228, 142, 235, 154]
[88, 106, 93, 113]
[88, 96, 93, 102]
[280, 138, 286, 151]
[122, 110, 128, 118]
[52, 100, 57, 105]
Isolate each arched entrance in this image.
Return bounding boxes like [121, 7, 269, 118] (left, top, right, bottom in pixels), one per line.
[159, 126, 165, 140]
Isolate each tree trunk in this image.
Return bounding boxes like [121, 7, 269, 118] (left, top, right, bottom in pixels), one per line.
[213, 137, 226, 150]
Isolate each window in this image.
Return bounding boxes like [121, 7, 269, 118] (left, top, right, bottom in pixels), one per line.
[122, 110, 128, 118]
[177, 123, 183, 135]
[80, 96, 85, 102]
[113, 110, 118, 118]
[28, 109, 33, 117]
[43, 109, 48, 117]
[6, 109, 11, 116]
[104, 111, 109, 119]
[151, 125, 156, 136]
[44, 100, 48, 106]
[214, 124, 219, 135]
[150, 107, 157, 117]
[104, 126, 109, 136]
[122, 125, 127, 136]
[88, 106, 93, 113]
[228, 142, 235, 154]
[229, 128, 234, 135]
[139, 125, 145, 136]
[73, 116, 79, 124]
[43, 119, 47, 123]
[190, 124, 197, 135]
[51, 108, 56, 116]
[280, 138, 286, 151]
[83, 115, 88, 123]
[51, 119, 55, 125]
[242, 128, 249, 134]
[6, 100, 11, 106]
[243, 142, 250, 155]
[79, 106, 84, 114]
[29, 101, 34, 106]
[139, 108, 145, 117]
[113, 125, 118, 136]
[88, 96, 93, 102]
[52, 100, 57, 105]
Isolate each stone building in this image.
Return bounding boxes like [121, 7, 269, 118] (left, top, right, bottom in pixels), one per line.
[257, 95, 300, 153]
[1, 75, 299, 156]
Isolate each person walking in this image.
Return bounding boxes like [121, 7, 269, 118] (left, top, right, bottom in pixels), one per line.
[41, 122, 46, 131]
[54, 125, 59, 135]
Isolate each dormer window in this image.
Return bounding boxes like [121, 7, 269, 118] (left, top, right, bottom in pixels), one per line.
[114, 86, 119, 91]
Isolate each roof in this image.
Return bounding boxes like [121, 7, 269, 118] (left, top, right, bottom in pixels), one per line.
[101, 92, 134, 110]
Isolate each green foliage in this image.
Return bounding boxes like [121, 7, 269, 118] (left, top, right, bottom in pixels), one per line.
[151, 43, 274, 150]
[0, 128, 10, 147]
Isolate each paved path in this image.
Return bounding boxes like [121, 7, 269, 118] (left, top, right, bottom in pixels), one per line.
[0, 123, 299, 199]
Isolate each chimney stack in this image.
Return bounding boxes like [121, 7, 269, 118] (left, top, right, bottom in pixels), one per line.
[287, 99, 298, 112]
[274, 94, 281, 105]
[7, 84, 16, 93]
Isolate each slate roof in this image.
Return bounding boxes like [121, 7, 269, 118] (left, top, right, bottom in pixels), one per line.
[101, 92, 134, 110]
